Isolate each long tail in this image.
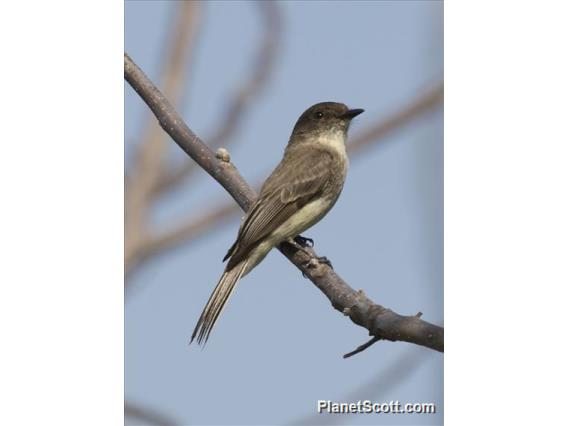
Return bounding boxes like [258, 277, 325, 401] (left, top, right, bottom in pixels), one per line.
[191, 260, 248, 345]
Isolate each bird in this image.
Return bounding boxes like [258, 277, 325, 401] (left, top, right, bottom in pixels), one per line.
[191, 102, 364, 345]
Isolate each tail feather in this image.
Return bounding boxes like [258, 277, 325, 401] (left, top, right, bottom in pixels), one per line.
[191, 260, 248, 345]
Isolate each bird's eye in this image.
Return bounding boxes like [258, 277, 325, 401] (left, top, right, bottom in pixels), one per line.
[314, 111, 324, 119]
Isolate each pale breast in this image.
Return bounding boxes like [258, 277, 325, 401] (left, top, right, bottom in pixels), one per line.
[314, 130, 349, 179]
[315, 129, 347, 157]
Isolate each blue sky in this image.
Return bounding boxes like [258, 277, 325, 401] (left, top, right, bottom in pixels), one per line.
[125, 1, 443, 424]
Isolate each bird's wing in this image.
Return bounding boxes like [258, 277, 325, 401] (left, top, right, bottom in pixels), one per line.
[225, 147, 333, 268]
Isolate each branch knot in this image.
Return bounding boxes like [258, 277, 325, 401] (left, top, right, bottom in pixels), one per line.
[215, 147, 231, 163]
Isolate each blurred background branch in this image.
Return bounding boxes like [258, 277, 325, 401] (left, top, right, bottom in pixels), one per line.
[152, 2, 282, 196]
[125, 2, 201, 271]
[348, 83, 443, 155]
[125, 401, 177, 426]
[288, 349, 432, 425]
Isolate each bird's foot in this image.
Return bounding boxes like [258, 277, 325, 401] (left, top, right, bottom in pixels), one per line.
[286, 238, 312, 257]
[285, 237, 331, 278]
[315, 256, 333, 269]
[294, 235, 314, 248]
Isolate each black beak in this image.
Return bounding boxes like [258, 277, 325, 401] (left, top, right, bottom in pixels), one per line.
[341, 108, 365, 120]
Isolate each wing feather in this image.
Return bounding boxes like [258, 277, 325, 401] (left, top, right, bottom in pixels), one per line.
[226, 147, 333, 268]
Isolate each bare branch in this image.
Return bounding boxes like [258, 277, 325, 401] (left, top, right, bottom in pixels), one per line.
[125, 2, 201, 269]
[126, 201, 238, 276]
[130, 82, 443, 270]
[125, 401, 177, 426]
[124, 53, 444, 354]
[152, 2, 282, 195]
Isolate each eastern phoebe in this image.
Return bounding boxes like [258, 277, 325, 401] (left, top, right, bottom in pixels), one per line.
[191, 102, 364, 344]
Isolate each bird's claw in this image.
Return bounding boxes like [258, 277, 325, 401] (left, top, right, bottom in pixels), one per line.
[316, 256, 333, 269]
[295, 235, 314, 248]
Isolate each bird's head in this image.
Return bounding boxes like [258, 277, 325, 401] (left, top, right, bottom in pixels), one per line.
[291, 102, 364, 140]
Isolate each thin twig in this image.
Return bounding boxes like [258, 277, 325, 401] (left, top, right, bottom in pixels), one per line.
[343, 336, 381, 359]
[124, 53, 444, 353]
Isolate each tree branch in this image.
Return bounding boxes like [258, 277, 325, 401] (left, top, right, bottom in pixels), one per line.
[124, 52, 444, 353]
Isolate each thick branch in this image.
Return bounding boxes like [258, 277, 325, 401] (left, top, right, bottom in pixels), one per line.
[124, 53, 444, 353]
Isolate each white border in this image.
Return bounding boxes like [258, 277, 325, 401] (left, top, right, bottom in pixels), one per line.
[1, 1, 568, 424]
[446, 1, 568, 424]
[0, 2, 123, 425]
